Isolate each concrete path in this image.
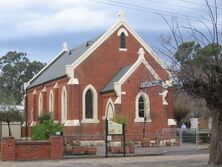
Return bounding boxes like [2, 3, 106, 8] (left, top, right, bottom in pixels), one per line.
[0, 153, 213, 167]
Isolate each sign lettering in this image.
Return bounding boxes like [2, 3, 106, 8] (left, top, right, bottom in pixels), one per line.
[108, 120, 123, 135]
[140, 80, 162, 88]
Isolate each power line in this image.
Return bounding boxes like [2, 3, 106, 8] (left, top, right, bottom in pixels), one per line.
[90, 0, 222, 27]
[176, 0, 222, 11]
[144, 0, 205, 12]
[143, 0, 222, 15]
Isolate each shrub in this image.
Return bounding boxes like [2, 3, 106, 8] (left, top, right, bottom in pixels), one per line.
[32, 120, 62, 140]
[38, 112, 53, 124]
[111, 114, 128, 125]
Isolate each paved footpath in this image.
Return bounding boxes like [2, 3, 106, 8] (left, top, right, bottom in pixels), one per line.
[0, 153, 215, 167]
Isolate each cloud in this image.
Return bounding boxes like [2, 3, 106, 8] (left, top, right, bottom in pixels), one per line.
[17, 7, 113, 35]
[0, 0, 114, 40]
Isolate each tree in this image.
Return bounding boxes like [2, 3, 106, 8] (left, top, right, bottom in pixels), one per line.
[0, 108, 23, 136]
[0, 51, 46, 104]
[173, 91, 209, 127]
[160, 0, 222, 164]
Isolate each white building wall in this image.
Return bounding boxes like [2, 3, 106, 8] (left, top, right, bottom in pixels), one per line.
[1, 122, 21, 139]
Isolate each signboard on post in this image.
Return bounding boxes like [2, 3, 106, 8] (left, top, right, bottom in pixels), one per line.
[105, 119, 126, 157]
[108, 120, 123, 135]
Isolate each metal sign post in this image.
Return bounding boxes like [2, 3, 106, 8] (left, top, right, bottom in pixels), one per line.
[105, 119, 108, 158]
[122, 123, 126, 157]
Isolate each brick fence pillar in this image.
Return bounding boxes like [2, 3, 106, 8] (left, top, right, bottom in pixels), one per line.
[50, 136, 64, 160]
[1, 137, 16, 161]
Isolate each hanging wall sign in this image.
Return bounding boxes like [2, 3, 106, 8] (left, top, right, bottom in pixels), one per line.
[108, 120, 123, 135]
[140, 80, 162, 88]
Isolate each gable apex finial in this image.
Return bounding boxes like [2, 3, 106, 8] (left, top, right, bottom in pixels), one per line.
[137, 47, 145, 59]
[118, 10, 126, 21]
[62, 42, 69, 52]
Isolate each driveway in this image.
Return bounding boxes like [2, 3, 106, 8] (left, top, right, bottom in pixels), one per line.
[0, 153, 213, 167]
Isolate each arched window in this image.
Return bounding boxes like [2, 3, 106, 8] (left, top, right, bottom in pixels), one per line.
[49, 90, 54, 114]
[105, 98, 115, 120]
[120, 32, 126, 48]
[134, 92, 151, 122]
[82, 84, 99, 123]
[61, 86, 67, 122]
[117, 28, 128, 50]
[38, 93, 43, 117]
[138, 96, 145, 117]
[85, 89, 93, 119]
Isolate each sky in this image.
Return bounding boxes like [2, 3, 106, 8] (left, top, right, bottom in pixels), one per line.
[0, 0, 221, 63]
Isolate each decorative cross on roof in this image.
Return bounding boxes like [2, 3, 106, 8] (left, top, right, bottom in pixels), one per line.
[118, 10, 125, 21]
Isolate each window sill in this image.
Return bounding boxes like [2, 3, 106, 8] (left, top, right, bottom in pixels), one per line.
[81, 119, 100, 124]
[61, 120, 67, 124]
[54, 120, 59, 124]
[119, 48, 127, 51]
[134, 118, 152, 123]
[30, 121, 36, 127]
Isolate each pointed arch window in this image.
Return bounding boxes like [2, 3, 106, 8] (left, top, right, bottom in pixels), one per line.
[85, 89, 93, 119]
[134, 92, 151, 122]
[138, 96, 145, 117]
[61, 86, 67, 123]
[105, 98, 115, 120]
[38, 93, 43, 117]
[82, 84, 99, 123]
[49, 90, 54, 114]
[120, 32, 126, 48]
[117, 28, 128, 51]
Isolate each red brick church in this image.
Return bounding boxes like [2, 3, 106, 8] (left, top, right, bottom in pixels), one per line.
[24, 12, 174, 138]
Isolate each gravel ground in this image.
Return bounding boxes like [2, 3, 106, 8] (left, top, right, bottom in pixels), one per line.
[0, 153, 215, 167]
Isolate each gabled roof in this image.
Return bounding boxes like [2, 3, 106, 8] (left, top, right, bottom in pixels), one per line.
[26, 12, 170, 90]
[101, 65, 132, 93]
[65, 12, 170, 85]
[28, 34, 102, 88]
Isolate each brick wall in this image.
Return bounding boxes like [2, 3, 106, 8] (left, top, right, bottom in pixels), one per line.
[1, 136, 63, 161]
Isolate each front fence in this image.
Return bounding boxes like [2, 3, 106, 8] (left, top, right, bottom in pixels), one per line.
[63, 128, 210, 157]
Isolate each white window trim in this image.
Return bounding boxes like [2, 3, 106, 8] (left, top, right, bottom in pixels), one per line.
[105, 98, 115, 120]
[81, 84, 99, 124]
[134, 92, 151, 123]
[49, 90, 54, 114]
[38, 92, 43, 117]
[61, 86, 68, 123]
[117, 28, 129, 36]
[117, 28, 128, 50]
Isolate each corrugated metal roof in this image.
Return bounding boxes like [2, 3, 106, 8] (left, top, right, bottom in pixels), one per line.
[101, 65, 132, 93]
[28, 34, 103, 88]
